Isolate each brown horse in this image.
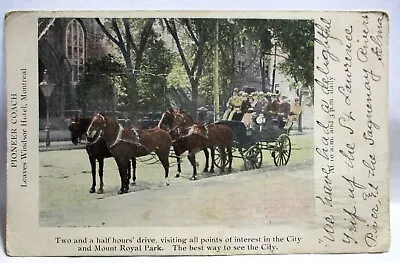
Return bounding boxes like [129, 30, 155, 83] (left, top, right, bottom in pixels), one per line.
[158, 109, 233, 180]
[86, 113, 172, 194]
[158, 109, 211, 177]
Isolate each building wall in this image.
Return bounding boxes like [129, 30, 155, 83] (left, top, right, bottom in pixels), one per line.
[38, 18, 111, 120]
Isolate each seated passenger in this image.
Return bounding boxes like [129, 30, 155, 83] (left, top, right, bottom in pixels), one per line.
[241, 107, 255, 129]
[278, 95, 291, 129]
[285, 97, 303, 129]
[251, 92, 264, 113]
[267, 94, 280, 113]
[279, 96, 291, 118]
[222, 88, 242, 120]
[290, 97, 302, 120]
[240, 93, 251, 115]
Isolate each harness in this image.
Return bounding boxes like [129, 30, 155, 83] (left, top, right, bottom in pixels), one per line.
[204, 125, 209, 139]
[86, 130, 104, 145]
[171, 112, 187, 131]
[186, 124, 209, 140]
[109, 123, 142, 148]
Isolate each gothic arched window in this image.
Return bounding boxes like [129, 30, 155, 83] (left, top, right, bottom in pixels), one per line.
[65, 19, 85, 85]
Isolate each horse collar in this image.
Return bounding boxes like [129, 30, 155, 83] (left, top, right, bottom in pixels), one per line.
[109, 123, 124, 148]
[109, 123, 142, 148]
[204, 125, 209, 138]
[86, 129, 103, 145]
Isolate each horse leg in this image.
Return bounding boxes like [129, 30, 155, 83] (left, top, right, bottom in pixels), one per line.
[174, 146, 182, 178]
[116, 158, 129, 194]
[209, 147, 215, 173]
[127, 159, 131, 184]
[203, 148, 209, 173]
[89, 156, 96, 193]
[227, 146, 233, 173]
[176, 155, 182, 178]
[97, 158, 104, 194]
[130, 158, 137, 185]
[157, 148, 170, 186]
[123, 159, 130, 193]
[188, 153, 197, 180]
[219, 146, 226, 175]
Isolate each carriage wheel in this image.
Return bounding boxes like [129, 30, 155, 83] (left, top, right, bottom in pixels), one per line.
[214, 147, 228, 169]
[273, 134, 291, 166]
[244, 145, 263, 170]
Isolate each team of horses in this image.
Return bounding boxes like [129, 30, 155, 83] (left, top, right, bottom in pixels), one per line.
[68, 109, 234, 195]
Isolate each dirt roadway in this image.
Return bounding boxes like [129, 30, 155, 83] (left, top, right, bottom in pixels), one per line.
[40, 161, 314, 228]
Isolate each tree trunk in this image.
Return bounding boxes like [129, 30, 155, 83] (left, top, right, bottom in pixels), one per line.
[127, 73, 139, 124]
[298, 92, 303, 132]
[191, 83, 198, 120]
[164, 18, 207, 122]
[261, 57, 266, 92]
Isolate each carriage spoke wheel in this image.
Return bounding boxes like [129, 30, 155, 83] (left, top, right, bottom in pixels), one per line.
[244, 145, 263, 170]
[214, 147, 228, 169]
[273, 134, 291, 166]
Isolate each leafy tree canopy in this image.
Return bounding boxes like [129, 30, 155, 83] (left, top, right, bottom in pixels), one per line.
[75, 54, 126, 114]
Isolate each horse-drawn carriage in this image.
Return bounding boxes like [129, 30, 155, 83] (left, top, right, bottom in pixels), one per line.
[213, 113, 292, 170]
[68, 107, 294, 194]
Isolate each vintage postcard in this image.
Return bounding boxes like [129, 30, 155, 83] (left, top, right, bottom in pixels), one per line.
[5, 10, 390, 256]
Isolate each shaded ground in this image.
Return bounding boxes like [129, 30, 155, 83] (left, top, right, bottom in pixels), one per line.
[39, 133, 313, 227]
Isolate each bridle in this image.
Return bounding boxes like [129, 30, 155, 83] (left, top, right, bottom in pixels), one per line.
[171, 112, 189, 131]
[86, 113, 106, 145]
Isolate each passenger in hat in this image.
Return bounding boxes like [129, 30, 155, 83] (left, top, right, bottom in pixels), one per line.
[291, 97, 302, 117]
[241, 107, 255, 128]
[258, 91, 268, 111]
[279, 95, 291, 117]
[223, 87, 242, 120]
[267, 93, 280, 113]
[283, 97, 303, 130]
[251, 92, 263, 113]
[240, 92, 252, 116]
[278, 95, 291, 129]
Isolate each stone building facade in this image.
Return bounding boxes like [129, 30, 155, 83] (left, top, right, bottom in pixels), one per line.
[38, 18, 111, 120]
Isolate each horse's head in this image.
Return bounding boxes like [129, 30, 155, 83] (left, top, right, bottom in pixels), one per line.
[158, 110, 175, 130]
[159, 109, 194, 132]
[168, 127, 181, 140]
[68, 116, 83, 145]
[175, 110, 189, 127]
[172, 110, 194, 131]
[188, 124, 205, 136]
[86, 113, 107, 142]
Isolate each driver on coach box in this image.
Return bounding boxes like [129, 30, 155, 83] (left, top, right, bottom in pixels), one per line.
[222, 88, 242, 120]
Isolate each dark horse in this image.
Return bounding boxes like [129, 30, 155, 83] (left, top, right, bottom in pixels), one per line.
[158, 109, 233, 180]
[86, 113, 172, 194]
[68, 116, 112, 194]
